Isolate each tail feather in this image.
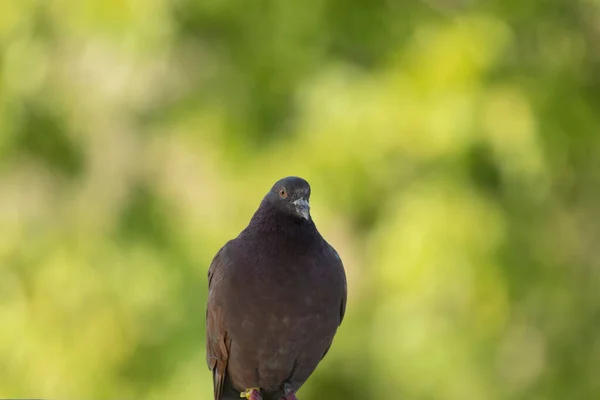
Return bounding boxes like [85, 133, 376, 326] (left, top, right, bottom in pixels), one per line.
[213, 368, 226, 400]
[215, 375, 242, 400]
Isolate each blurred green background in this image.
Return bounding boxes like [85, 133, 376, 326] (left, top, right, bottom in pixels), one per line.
[2, 0, 600, 399]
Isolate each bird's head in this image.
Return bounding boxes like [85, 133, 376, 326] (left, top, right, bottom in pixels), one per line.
[265, 176, 312, 221]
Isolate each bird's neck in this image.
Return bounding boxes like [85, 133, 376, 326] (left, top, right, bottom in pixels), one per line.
[247, 203, 319, 242]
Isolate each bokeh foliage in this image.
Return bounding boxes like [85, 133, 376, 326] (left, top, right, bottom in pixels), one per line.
[1, 0, 600, 399]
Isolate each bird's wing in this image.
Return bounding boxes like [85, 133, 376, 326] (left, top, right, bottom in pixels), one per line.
[339, 269, 347, 325]
[206, 245, 232, 400]
[319, 245, 348, 361]
[330, 245, 347, 326]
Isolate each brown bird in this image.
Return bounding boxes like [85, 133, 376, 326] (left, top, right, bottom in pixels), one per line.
[206, 176, 347, 400]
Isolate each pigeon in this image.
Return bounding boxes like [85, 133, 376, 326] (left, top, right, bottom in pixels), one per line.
[206, 176, 347, 400]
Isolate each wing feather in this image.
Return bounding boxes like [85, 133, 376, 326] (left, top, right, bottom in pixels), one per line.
[206, 247, 232, 400]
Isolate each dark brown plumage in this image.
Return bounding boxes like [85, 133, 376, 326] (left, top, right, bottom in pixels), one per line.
[206, 176, 347, 400]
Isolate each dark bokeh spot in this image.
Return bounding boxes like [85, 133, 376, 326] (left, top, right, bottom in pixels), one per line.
[117, 183, 171, 247]
[466, 141, 502, 196]
[352, 199, 380, 234]
[13, 103, 84, 178]
[324, 0, 412, 68]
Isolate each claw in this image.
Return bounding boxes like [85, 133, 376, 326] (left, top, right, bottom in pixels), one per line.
[240, 388, 262, 400]
[282, 383, 297, 400]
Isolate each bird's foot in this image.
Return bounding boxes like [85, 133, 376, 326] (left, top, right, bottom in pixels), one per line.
[240, 388, 262, 400]
[281, 383, 298, 400]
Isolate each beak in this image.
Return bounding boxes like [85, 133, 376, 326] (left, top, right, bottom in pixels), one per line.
[293, 198, 310, 220]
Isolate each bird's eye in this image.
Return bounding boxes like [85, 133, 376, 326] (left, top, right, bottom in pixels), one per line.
[279, 188, 288, 198]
